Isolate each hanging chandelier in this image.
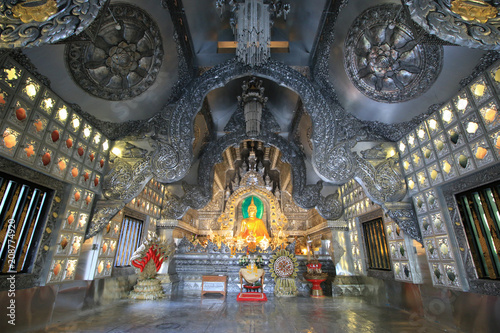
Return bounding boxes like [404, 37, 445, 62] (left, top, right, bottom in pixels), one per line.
[216, 0, 290, 67]
[237, 77, 268, 136]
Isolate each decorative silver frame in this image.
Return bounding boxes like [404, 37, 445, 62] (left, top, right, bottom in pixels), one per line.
[0, 157, 68, 290]
[440, 163, 500, 296]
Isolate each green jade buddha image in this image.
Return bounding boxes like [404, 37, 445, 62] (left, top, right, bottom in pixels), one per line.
[238, 197, 270, 244]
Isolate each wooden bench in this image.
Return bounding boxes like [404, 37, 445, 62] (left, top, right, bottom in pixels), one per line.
[201, 275, 227, 297]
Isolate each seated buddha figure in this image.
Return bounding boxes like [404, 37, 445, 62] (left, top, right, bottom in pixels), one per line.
[238, 197, 270, 244]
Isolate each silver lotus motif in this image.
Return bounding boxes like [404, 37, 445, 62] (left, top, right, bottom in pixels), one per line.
[344, 4, 443, 103]
[65, 4, 163, 101]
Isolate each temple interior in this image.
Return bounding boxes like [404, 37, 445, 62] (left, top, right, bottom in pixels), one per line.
[1, 0, 500, 332]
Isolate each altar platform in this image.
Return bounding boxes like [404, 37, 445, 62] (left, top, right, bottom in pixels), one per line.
[161, 238, 336, 296]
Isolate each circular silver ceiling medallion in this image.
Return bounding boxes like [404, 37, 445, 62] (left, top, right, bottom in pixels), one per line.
[65, 4, 163, 101]
[344, 4, 443, 103]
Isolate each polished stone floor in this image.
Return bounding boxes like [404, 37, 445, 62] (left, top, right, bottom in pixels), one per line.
[31, 295, 453, 333]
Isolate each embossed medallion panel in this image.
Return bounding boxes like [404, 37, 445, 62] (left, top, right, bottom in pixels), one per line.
[65, 4, 163, 101]
[344, 4, 443, 103]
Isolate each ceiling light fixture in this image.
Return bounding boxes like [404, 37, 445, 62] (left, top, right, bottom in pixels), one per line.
[442, 109, 453, 123]
[466, 122, 478, 134]
[216, 0, 290, 67]
[26, 83, 37, 97]
[457, 97, 468, 110]
[111, 147, 121, 156]
[238, 77, 268, 136]
[428, 119, 437, 130]
[58, 108, 68, 120]
[399, 142, 406, 153]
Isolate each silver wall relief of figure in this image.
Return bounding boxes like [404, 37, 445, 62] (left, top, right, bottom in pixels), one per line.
[0, 0, 106, 48]
[86, 137, 154, 238]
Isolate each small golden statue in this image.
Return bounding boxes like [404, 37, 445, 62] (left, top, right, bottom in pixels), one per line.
[450, 0, 498, 24]
[238, 197, 270, 244]
[12, 0, 59, 24]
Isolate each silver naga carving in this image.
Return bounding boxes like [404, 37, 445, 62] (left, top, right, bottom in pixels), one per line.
[159, 59, 340, 183]
[0, 0, 105, 48]
[65, 4, 163, 101]
[314, 140, 419, 241]
[353, 155, 407, 204]
[87, 59, 418, 241]
[384, 202, 422, 243]
[160, 190, 187, 221]
[317, 192, 344, 221]
[86, 200, 125, 239]
[344, 4, 443, 103]
[325, 141, 409, 205]
[102, 158, 152, 201]
[313, 142, 355, 184]
[353, 156, 421, 242]
[406, 0, 500, 50]
[87, 156, 153, 238]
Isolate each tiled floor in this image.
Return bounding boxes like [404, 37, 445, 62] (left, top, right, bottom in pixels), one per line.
[32, 294, 453, 333]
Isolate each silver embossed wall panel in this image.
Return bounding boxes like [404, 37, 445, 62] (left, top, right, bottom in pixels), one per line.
[397, 59, 500, 292]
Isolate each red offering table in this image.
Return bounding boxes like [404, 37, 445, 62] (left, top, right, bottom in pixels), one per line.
[243, 284, 262, 292]
[305, 277, 327, 298]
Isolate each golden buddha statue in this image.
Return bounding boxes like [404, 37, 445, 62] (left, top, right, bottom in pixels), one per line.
[238, 197, 270, 244]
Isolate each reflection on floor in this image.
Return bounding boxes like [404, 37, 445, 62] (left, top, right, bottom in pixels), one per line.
[31, 295, 453, 333]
